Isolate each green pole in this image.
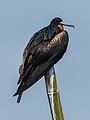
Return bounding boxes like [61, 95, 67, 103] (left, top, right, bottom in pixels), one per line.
[45, 67, 64, 120]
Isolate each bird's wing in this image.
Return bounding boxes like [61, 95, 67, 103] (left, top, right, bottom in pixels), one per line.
[18, 27, 48, 84]
[18, 26, 56, 84]
[20, 29, 44, 66]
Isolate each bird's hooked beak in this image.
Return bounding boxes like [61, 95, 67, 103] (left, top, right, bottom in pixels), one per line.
[60, 22, 75, 28]
[58, 22, 75, 31]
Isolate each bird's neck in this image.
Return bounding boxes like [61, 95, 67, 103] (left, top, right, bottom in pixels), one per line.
[43, 25, 62, 41]
[50, 24, 63, 34]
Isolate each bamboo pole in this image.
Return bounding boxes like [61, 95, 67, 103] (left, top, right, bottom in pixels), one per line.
[44, 67, 64, 120]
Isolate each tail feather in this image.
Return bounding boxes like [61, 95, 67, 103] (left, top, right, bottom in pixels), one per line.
[17, 75, 23, 85]
[13, 91, 18, 96]
[17, 93, 22, 103]
[13, 92, 23, 103]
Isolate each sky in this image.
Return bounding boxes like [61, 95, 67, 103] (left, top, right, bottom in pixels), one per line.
[0, 0, 90, 120]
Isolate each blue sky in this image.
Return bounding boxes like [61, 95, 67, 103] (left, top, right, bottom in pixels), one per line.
[0, 0, 90, 120]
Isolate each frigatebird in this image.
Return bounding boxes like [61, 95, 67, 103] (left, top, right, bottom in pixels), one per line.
[13, 17, 74, 103]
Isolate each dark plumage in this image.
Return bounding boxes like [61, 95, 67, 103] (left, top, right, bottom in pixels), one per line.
[13, 17, 74, 103]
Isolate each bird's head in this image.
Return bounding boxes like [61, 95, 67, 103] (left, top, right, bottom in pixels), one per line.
[50, 17, 74, 32]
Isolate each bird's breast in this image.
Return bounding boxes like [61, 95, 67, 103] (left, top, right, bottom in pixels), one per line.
[37, 31, 69, 55]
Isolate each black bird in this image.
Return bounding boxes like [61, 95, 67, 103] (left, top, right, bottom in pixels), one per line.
[13, 17, 74, 103]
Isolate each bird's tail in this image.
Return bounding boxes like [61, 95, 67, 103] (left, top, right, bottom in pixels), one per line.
[13, 92, 23, 103]
[17, 93, 22, 103]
